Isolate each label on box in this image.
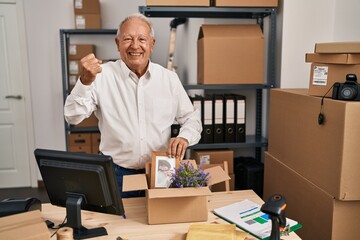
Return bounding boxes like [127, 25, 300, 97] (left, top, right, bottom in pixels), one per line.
[69, 75, 78, 85]
[75, 15, 86, 29]
[69, 61, 79, 74]
[200, 155, 210, 165]
[69, 45, 77, 55]
[74, 0, 83, 9]
[312, 66, 328, 86]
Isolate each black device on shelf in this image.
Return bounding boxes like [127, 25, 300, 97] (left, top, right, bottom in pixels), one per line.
[34, 148, 124, 239]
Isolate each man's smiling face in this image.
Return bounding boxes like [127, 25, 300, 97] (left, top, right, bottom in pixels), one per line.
[116, 18, 155, 77]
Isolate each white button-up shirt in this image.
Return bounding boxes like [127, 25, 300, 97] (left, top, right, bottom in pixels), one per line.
[64, 60, 202, 169]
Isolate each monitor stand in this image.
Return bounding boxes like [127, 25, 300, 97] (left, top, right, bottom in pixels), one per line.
[66, 193, 107, 239]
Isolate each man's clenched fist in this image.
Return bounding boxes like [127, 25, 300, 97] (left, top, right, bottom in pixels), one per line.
[79, 53, 102, 85]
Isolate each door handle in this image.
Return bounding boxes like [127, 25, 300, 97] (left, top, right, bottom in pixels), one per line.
[5, 95, 22, 100]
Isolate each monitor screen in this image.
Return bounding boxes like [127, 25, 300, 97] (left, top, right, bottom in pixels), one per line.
[34, 148, 124, 239]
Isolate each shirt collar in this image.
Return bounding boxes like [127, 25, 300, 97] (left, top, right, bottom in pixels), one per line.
[119, 59, 152, 81]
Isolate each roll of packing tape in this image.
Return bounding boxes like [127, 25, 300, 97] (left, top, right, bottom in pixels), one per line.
[57, 227, 73, 240]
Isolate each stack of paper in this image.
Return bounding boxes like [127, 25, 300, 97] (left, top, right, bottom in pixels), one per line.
[213, 199, 302, 239]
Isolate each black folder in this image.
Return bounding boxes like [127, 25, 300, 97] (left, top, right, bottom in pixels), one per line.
[191, 94, 204, 143]
[224, 94, 236, 143]
[234, 94, 246, 142]
[203, 94, 214, 143]
[170, 123, 180, 138]
[213, 94, 224, 143]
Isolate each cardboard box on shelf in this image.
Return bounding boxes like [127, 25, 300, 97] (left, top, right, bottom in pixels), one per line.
[68, 44, 95, 60]
[146, 0, 210, 7]
[0, 210, 50, 240]
[69, 145, 92, 154]
[68, 74, 79, 90]
[68, 133, 91, 146]
[268, 88, 360, 200]
[264, 152, 360, 240]
[91, 133, 100, 145]
[123, 161, 230, 224]
[73, 113, 98, 128]
[215, 0, 278, 7]
[75, 14, 101, 29]
[68, 60, 82, 75]
[197, 24, 264, 84]
[91, 133, 101, 154]
[73, 0, 100, 14]
[314, 41, 360, 53]
[308, 63, 360, 97]
[190, 149, 234, 174]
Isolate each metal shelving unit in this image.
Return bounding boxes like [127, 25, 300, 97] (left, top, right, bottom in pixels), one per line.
[60, 29, 117, 147]
[139, 6, 277, 160]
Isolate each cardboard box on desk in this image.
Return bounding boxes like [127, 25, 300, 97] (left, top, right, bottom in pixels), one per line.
[123, 162, 230, 225]
[0, 210, 50, 240]
[264, 152, 360, 240]
[197, 24, 264, 84]
[268, 88, 360, 200]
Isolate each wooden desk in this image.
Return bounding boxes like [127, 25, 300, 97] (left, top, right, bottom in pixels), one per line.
[42, 190, 301, 240]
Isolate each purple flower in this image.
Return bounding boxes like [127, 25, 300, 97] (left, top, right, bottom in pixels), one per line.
[170, 161, 210, 188]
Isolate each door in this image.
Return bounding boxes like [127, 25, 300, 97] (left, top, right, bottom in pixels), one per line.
[0, 1, 33, 187]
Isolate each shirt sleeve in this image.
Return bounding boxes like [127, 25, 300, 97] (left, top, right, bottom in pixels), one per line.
[63, 78, 97, 125]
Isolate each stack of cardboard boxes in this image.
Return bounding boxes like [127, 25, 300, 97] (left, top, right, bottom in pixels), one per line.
[73, 0, 101, 29]
[264, 42, 360, 239]
[306, 42, 360, 97]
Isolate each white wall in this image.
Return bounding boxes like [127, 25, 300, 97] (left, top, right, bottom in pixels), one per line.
[278, 0, 360, 88]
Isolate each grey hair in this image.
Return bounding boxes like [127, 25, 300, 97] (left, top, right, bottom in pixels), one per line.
[116, 13, 155, 38]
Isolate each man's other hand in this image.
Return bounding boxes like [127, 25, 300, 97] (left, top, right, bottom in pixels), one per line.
[167, 137, 189, 160]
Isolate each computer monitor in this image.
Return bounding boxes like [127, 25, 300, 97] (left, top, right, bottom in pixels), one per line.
[34, 148, 124, 239]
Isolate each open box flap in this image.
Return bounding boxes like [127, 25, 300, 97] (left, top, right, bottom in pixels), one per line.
[204, 166, 231, 186]
[123, 174, 148, 192]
